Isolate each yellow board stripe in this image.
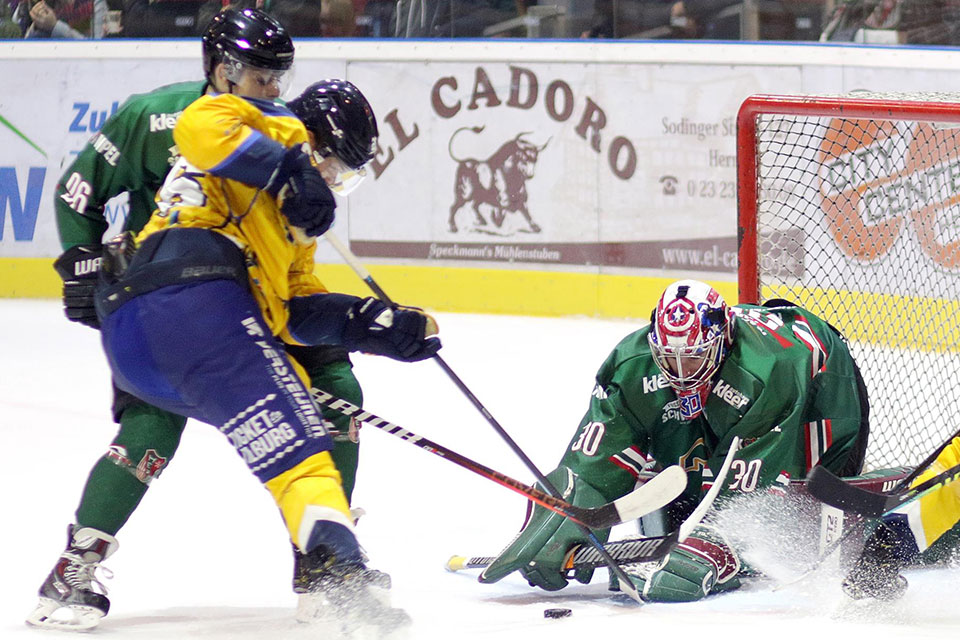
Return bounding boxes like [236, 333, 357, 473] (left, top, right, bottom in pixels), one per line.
[1, 257, 738, 320]
[762, 284, 960, 353]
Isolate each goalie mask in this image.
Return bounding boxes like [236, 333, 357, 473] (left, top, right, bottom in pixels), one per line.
[287, 79, 378, 195]
[648, 280, 734, 419]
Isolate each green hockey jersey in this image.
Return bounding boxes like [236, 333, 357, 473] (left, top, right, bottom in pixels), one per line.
[55, 81, 207, 249]
[560, 304, 867, 505]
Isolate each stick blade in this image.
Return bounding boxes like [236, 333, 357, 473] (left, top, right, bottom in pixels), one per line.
[611, 465, 687, 522]
[806, 465, 888, 516]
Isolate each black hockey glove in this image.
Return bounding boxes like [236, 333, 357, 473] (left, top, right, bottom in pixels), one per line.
[273, 145, 336, 238]
[343, 297, 441, 362]
[53, 244, 103, 329]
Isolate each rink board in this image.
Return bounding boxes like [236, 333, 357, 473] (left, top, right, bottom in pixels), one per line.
[5, 41, 960, 317]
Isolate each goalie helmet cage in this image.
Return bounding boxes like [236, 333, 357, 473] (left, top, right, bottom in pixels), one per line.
[737, 92, 960, 471]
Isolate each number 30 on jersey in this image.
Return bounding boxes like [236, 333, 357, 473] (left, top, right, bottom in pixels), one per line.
[571, 422, 605, 456]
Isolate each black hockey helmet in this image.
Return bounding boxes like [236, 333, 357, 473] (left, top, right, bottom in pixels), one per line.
[201, 8, 294, 82]
[287, 79, 378, 171]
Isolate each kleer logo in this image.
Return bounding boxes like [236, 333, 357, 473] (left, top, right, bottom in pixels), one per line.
[447, 126, 548, 235]
[642, 374, 670, 394]
[819, 118, 960, 268]
[713, 379, 749, 409]
[149, 111, 183, 133]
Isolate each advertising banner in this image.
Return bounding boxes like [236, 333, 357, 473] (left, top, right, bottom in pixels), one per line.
[4, 42, 960, 312]
[347, 61, 799, 275]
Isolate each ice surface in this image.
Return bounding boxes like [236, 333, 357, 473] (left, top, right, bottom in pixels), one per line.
[2, 299, 958, 639]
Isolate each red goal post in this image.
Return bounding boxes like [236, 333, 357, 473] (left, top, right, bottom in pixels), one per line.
[737, 93, 960, 470]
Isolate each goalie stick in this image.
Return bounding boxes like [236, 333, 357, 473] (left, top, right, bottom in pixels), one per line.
[312, 389, 686, 529]
[446, 536, 679, 574]
[445, 437, 742, 576]
[323, 231, 657, 603]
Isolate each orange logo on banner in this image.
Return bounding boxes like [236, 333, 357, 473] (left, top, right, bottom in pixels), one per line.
[818, 118, 960, 268]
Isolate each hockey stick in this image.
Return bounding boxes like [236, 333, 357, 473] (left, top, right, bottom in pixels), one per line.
[323, 231, 656, 603]
[807, 425, 960, 517]
[806, 460, 960, 517]
[445, 438, 741, 575]
[312, 389, 686, 529]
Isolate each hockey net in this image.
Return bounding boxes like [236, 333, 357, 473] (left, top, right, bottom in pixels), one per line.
[738, 92, 960, 471]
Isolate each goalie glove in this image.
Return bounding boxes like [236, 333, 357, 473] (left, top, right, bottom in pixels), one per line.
[614, 524, 742, 602]
[53, 245, 103, 329]
[479, 466, 609, 591]
[343, 297, 441, 362]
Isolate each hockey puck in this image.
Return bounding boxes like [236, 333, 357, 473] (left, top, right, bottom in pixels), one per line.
[544, 608, 572, 619]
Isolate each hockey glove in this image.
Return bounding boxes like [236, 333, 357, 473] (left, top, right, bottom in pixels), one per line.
[53, 244, 103, 329]
[480, 467, 609, 591]
[273, 145, 337, 238]
[342, 297, 441, 362]
[615, 524, 741, 602]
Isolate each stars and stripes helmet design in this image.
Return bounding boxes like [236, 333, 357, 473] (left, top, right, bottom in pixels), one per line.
[648, 280, 734, 410]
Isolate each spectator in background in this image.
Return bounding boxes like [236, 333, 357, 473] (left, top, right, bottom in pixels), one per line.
[320, 0, 354, 36]
[821, 0, 960, 45]
[195, 0, 325, 37]
[14, 0, 105, 38]
[392, 0, 518, 37]
[581, 0, 742, 40]
[0, 0, 23, 36]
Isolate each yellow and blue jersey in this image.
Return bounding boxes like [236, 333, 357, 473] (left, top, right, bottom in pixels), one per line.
[893, 436, 960, 551]
[140, 92, 327, 342]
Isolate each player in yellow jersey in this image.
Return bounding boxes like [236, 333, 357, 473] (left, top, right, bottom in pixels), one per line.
[29, 9, 413, 632]
[842, 436, 960, 600]
[91, 78, 437, 632]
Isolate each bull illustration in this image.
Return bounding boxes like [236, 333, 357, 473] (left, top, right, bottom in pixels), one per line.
[447, 126, 549, 234]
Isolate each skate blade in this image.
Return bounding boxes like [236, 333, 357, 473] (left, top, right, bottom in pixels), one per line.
[26, 597, 105, 631]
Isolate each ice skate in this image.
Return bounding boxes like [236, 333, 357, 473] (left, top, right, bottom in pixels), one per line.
[26, 525, 118, 631]
[842, 524, 908, 601]
[295, 519, 410, 638]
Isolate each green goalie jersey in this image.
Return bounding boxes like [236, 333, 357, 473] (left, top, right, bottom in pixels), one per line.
[560, 303, 868, 505]
[55, 81, 207, 249]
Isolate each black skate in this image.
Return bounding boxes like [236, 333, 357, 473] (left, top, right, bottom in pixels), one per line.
[295, 515, 410, 637]
[294, 507, 367, 594]
[26, 525, 118, 631]
[295, 548, 409, 637]
[842, 524, 909, 601]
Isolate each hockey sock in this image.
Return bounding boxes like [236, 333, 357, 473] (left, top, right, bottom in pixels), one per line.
[264, 450, 353, 551]
[75, 404, 186, 535]
[308, 359, 362, 503]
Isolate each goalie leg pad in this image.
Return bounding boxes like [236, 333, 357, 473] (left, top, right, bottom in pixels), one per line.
[628, 525, 742, 602]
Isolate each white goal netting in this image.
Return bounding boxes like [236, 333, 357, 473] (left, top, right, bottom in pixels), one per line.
[740, 92, 960, 470]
